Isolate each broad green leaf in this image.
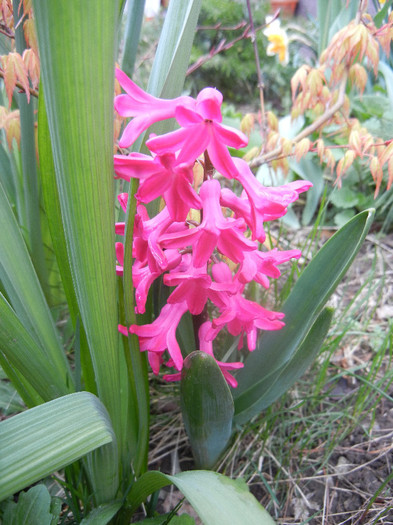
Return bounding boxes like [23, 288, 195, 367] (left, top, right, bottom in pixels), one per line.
[2, 485, 61, 525]
[33, 2, 125, 501]
[289, 158, 325, 226]
[317, 0, 342, 55]
[168, 472, 275, 525]
[378, 62, 393, 113]
[0, 180, 72, 387]
[12, 0, 48, 297]
[136, 515, 195, 524]
[128, 470, 275, 524]
[374, 0, 393, 27]
[234, 209, 374, 423]
[33, 0, 125, 481]
[121, 0, 146, 78]
[0, 392, 115, 502]
[180, 352, 234, 469]
[80, 502, 122, 525]
[0, 293, 70, 401]
[236, 308, 333, 420]
[0, 378, 24, 415]
[148, 0, 202, 98]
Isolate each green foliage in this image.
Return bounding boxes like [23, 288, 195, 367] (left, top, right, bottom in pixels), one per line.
[0, 392, 115, 502]
[180, 352, 234, 469]
[234, 209, 375, 424]
[185, 0, 298, 109]
[1, 485, 62, 525]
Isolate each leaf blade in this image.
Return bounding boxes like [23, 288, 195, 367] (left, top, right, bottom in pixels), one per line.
[234, 209, 374, 422]
[0, 392, 115, 501]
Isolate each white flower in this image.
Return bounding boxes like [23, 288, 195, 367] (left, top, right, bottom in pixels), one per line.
[263, 16, 289, 66]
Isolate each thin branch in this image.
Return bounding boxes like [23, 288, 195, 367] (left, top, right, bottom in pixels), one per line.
[0, 69, 39, 98]
[186, 22, 266, 77]
[0, 23, 14, 38]
[195, 21, 248, 32]
[187, 24, 251, 76]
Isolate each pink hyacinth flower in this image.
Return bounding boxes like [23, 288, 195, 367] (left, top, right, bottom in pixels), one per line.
[205, 263, 285, 351]
[236, 248, 302, 287]
[115, 68, 195, 148]
[129, 301, 188, 371]
[115, 242, 124, 276]
[233, 157, 313, 242]
[164, 321, 244, 388]
[146, 88, 248, 179]
[133, 205, 183, 271]
[161, 179, 257, 267]
[114, 152, 201, 221]
[164, 254, 211, 315]
[133, 249, 181, 314]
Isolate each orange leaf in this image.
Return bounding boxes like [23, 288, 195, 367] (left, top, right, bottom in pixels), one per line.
[2, 52, 30, 105]
[23, 18, 38, 54]
[22, 48, 40, 89]
[387, 156, 393, 191]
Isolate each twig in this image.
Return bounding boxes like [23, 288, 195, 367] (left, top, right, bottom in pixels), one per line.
[186, 21, 266, 77]
[0, 23, 14, 38]
[187, 24, 251, 76]
[195, 21, 248, 32]
[0, 69, 39, 98]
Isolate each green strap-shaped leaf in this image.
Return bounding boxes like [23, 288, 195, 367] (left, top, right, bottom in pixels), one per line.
[0, 180, 72, 387]
[37, 87, 97, 395]
[180, 352, 234, 469]
[234, 209, 374, 423]
[121, 0, 146, 78]
[37, 89, 78, 324]
[32, 1, 125, 472]
[235, 308, 333, 423]
[80, 502, 122, 525]
[127, 470, 275, 524]
[0, 293, 71, 401]
[0, 392, 115, 502]
[12, 0, 48, 297]
[33, 1, 126, 503]
[148, 0, 202, 98]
